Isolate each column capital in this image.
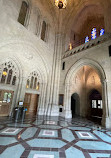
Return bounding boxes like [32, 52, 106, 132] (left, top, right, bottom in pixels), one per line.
[102, 79, 111, 84]
[102, 79, 108, 84]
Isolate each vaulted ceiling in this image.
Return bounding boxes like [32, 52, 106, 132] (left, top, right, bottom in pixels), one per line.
[33, 0, 111, 33]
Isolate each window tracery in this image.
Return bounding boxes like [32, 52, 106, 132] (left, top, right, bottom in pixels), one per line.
[26, 71, 40, 90]
[0, 61, 18, 86]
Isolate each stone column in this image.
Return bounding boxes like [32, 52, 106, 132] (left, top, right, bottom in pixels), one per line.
[102, 79, 111, 128]
[18, 77, 27, 102]
[37, 82, 47, 115]
[64, 84, 72, 118]
[47, 33, 65, 116]
[46, 10, 65, 116]
[9, 79, 20, 116]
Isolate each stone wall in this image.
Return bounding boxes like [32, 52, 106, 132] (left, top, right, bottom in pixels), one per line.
[0, 0, 55, 116]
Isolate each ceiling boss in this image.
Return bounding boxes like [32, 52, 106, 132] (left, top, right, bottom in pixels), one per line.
[55, 0, 67, 9]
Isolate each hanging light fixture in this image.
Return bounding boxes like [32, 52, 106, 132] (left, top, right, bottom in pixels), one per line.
[55, 0, 67, 9]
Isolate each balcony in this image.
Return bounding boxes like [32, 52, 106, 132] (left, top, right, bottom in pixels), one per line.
[63, 33, 111, 59]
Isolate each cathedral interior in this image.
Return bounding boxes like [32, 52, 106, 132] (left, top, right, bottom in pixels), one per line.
[0, 0, 111, 157]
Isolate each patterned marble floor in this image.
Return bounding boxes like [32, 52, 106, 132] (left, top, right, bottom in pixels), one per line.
[0, 115, 111, 158]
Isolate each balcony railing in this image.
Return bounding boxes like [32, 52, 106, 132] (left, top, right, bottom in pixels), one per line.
[68, 30, 104, 51]
[69, 38, 85, 50]
[63, 33, 111, 59]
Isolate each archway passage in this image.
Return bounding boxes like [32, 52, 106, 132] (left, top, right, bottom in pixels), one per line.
[65, 60, 105, 121]
[71, 96, 76, 117]
[71, 93, 80, 118]
[89, 89, 103, 124]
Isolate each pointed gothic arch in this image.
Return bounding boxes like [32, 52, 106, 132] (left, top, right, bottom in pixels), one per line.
[64, 58, 108, 127]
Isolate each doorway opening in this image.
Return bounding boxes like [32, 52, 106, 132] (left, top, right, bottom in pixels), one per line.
[24, 93, 39, 115]
[71, 93, 80, 118]
[89, 89, 103, 124]
[0, 90, 14, 116]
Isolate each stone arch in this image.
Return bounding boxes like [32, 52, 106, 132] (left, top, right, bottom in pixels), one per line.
[65, 58, 106, 84]
[0, 39, 50, 77]
[0, 39, 51, 116]
[64, 58, 108, 127]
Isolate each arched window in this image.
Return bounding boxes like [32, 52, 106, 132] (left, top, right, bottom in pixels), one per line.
[18, 1, 29, 26]
[1, 68, 8, 83]
[12, 76, 17, 85]
[62, 62, 65, 70]
[26, 71, 40, 90]
[0, 61, 18, 86]
[41, 21, 47, 41]
[26, 79, 29, 88]
[7, 69, 13, 84]
[34, 77, 37, 89]
[30, 76, 34, 89]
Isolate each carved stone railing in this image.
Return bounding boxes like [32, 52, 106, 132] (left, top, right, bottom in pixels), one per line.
[63, 33, 111, 59]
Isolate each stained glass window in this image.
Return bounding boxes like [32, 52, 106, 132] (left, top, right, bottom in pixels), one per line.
[91, 28, 97, 40]
[85, 36, 89, 43]
[100, 29, 105, 36]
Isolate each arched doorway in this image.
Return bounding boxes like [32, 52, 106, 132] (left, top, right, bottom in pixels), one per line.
[89, 89, 103, 124]
[64, 59, 107, 127]
[71, 93, 80, 118]
[24, 71, 40, 116]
